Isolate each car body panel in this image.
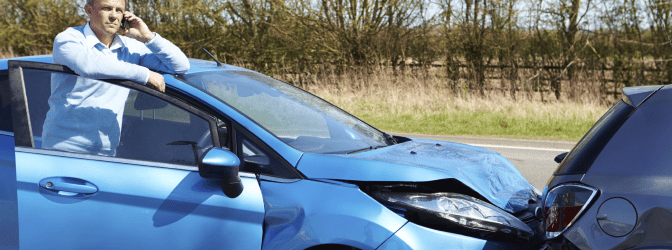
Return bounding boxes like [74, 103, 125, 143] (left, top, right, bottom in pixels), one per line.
[298, 138, 538, 213]
[258, 179, 407, 250]
[377, 222, 488, 250]
[183, 58, 254, 74]
[16, 148, 265, 249]
[0, 134, 18, 250]
[0, 55, 52, 70]
[622, 85, 663, 107]
[557, 179, 672, 250]
[377, 221, 543, 250]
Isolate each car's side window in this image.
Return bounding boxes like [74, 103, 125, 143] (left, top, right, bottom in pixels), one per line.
[236, 129, 293, 178]
[21, 69, 215, 166]
[0, 74, 12, 134]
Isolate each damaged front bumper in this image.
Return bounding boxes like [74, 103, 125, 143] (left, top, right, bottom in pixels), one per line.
[378, 219, 544, 250]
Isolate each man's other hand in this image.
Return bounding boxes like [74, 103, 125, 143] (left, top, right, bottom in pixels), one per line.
[147, 71, 165, 92]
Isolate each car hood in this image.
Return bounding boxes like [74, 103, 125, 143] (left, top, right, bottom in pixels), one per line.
[296, 138, 539, 213]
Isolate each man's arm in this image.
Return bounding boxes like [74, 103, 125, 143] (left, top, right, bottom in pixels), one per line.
[123, 12, 190, 75]
[138, 33, 190, 75]
[52, 29, 151, 84]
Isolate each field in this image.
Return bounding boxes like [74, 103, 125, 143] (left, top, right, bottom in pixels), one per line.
[292, 67, 609, 141]
[1, 51, 609, 141]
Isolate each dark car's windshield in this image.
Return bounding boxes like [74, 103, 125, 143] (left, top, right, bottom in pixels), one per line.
[182, 70, 388, 154]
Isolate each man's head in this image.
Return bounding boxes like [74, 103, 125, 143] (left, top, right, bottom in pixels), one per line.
[85, 0, 127, 39]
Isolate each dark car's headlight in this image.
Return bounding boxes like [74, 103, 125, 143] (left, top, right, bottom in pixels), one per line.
[370, 190, 535, 241]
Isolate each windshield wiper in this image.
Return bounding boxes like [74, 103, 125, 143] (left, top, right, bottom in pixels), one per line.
[347, 145, 388, 154]
[384, 133, 397, 145]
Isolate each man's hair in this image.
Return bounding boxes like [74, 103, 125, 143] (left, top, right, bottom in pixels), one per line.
[86, 0, 128, 9]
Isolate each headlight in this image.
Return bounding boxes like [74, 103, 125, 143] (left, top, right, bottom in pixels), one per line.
[370, 191, 534, 241]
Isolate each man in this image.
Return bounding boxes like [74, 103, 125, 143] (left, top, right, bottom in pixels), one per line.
[41, 0, 190, 156]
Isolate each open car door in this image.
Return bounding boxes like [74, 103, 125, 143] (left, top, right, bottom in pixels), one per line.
[7, 60, 264, 249]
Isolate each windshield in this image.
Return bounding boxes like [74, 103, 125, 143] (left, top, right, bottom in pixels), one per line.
[182, 70, 389, 154]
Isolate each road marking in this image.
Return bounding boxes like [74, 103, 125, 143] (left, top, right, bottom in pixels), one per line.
[468, 143, 571, 152]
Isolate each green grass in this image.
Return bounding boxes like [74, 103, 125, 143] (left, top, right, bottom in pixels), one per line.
[353, 108, 599, 141]
[305, 82, 608, 141]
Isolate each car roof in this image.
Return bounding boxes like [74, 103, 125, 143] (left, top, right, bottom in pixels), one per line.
[0, 55, 253, 75]
[0, 55, 53, 69]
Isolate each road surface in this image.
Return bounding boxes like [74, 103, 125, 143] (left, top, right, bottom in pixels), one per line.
[394, 133, 577, 191]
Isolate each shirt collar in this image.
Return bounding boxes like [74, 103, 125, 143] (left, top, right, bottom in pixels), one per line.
[84, 22, 126, 50]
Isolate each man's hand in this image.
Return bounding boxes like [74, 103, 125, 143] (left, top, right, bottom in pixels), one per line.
[122, 12, 154, 43]
[147, 71, 165, 92]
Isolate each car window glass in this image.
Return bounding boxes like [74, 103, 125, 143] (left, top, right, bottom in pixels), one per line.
[183, 71, 388, 154]
[0, 74, 12, 134]
[236, 129, 292, 178]
[22, 69, 213, 166]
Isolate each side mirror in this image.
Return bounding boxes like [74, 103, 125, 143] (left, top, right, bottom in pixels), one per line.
[554, 152, 569, 163]
[199, 148, 244, 198]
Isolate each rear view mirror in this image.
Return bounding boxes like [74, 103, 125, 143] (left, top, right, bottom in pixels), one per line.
[199, 147, 243, 198]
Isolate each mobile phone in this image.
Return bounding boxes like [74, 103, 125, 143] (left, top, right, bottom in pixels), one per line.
[120, 18, 128, 30]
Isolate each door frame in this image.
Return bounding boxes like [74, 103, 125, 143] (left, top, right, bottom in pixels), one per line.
[7, 60, 220, 151]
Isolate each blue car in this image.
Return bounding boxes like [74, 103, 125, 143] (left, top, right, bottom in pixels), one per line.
[0, 55, 542, 249]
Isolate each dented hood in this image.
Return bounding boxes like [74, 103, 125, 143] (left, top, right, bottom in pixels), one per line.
[296, 138, 539, 213]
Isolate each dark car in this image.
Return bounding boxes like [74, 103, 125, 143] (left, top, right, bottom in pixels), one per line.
[540, 85, 672, 249]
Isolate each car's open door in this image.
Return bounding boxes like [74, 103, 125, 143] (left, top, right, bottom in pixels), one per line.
[7, 60, 264, 249]
[0, 67, 19, 250]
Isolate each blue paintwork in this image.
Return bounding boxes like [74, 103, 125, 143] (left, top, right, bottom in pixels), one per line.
[377, 222, 488, 249]
[183, 58, 253, 74]
[16, 151, 265, 249]
[297, 137, 538, 213]
[377, 221, 538, 249]
[0, 135, 18, 250]
[202, 147, 240, 167]
[258, 179, 407, 250]
[0, 55, 52, 69]
[1, 55, 543, 249]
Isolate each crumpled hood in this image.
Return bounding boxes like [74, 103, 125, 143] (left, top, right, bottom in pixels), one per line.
[296, 138, 539, 213]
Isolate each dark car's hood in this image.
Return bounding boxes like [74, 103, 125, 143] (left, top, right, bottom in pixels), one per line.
[297, 138, 539, 213]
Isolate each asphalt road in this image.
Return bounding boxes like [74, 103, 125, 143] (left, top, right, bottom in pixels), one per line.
[394, 133, 577, 191]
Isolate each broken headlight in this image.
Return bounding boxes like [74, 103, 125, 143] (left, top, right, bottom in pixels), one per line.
[370, 191, 534, 241]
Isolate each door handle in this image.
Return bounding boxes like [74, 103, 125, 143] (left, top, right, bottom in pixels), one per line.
[39, 177, 99, 197]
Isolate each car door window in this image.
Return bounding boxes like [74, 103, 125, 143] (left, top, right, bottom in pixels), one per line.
[21, 69, 215, 166]
[236, 128, 294, 178]
[0, 74, 12, 134]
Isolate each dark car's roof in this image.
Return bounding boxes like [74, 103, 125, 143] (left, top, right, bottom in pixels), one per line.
[0, 55, 252, 75]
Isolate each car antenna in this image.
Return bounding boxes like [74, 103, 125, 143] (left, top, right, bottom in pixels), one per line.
[149, 2, 224, 67]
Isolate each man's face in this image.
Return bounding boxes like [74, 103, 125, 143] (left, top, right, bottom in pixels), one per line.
[85, 0, 126, 37]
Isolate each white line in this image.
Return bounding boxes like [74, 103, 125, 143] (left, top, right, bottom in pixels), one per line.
[468, 143, 571, 152]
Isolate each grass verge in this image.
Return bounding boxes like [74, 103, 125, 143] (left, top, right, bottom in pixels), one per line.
[300, 70, 609, 141]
